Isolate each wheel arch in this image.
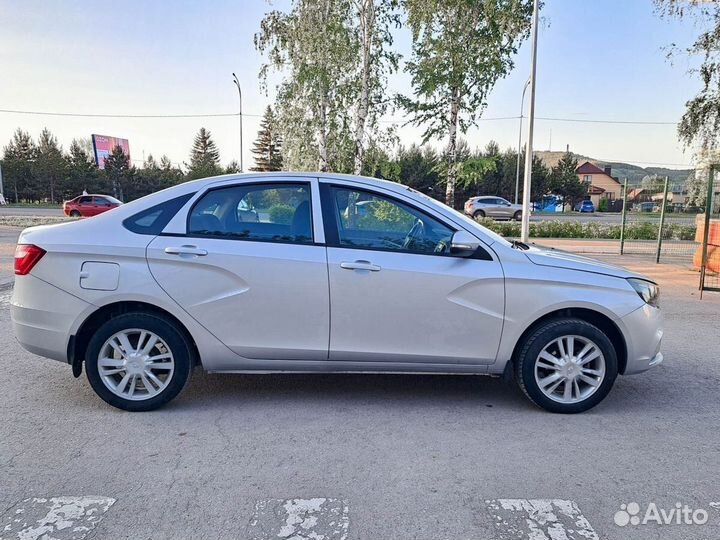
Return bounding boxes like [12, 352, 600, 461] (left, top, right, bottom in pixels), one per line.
[510, 307, 628, 375]
[68, 300, 201, 377]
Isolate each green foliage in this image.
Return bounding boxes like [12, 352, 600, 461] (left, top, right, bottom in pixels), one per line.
[251, 106, 284, 172]
[655, 1, 720, 150]
[549, 152, 586, 209]
[187, 128, 221, 180]
[398, 0, 534, 206]
[268, 203, 296, 225]
[357, 199, 415, 232]
[103, 145, 130, 200]
[2, 129, 37, 203]
[598, 198, 609, 212]
[476, 217, 697, 240]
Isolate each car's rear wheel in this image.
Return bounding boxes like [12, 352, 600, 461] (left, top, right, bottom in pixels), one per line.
[85, 313, 192, 411]
[513, 210, 522, 221]
[473, 209, 485, 219]
[514, 318, 618, 413]
[69, 210, 81, 217]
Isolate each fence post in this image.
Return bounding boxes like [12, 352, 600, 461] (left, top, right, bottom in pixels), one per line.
[620, 178, 628, 255]
[699, 166, 716, 296]
[655, 176, 669, 264]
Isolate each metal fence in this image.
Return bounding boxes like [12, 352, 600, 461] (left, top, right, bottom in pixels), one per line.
[699, 166, 720, 296]
[619, 177, 699, 263]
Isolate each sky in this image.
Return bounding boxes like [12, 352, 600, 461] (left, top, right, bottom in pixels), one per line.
[0, 0, 708, 171]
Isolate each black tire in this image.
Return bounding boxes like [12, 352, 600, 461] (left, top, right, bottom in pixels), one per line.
[70, 210, 81, 217]
[514, 318, 618, 414]
[513, 210, 522, 221]
[473, 209, 485, 219]
[85, 312, 192, 411]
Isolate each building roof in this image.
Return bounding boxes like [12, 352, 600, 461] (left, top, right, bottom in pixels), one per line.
[576, 161, 607, 175]
[588, 185, 606, 194]
[576, 161, 621, 184]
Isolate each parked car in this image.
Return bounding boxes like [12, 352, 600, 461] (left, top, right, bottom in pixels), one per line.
[633, 202, 659, 213]
[12, 173, 663, 414]
[63, 194, 122, 217]
[464, 196, 524, 221]
[574, 200, 595, 213]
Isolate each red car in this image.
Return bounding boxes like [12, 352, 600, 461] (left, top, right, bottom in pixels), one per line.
[63, 194, 122, 217]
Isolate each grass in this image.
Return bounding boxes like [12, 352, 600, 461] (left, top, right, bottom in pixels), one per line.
[477, 217, 697, 241]
[0, 216, 76, 228]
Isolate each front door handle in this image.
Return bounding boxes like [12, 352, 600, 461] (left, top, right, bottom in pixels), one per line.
[164, 245, 208, 257]
[340, 260, 381, 272]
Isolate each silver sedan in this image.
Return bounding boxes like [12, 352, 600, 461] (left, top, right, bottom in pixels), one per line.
[11, 173, 663, 413]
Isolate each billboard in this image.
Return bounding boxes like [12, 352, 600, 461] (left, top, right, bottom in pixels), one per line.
[91, 134, 130, 169]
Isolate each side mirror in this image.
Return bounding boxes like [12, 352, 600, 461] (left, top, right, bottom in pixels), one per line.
[450, 230, 481, 257]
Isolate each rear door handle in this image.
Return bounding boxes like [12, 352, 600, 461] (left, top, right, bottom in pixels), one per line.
[340, 260, 381, 272]
[164, 245, 208, 257]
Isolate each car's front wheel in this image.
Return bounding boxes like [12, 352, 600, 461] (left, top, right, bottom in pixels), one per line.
[513, 210, 522, 221]
[85, 313, 192, 411]
[515, 318, 618, 413]
[69, 210, 81, 217]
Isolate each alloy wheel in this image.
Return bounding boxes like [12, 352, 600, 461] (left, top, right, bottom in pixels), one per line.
[533, 334, 606, 404]
[97, 328, 175, 401]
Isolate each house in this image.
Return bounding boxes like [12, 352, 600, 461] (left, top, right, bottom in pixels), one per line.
[576, 161, 622, 207]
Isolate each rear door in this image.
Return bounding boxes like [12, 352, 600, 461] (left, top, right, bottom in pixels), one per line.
[484, 198, 502, 218]
[146, 178, 330, 362]
[77, 195, 93, 215]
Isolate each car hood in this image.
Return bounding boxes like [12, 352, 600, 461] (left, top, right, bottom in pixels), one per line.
[523, 244, 645, 280]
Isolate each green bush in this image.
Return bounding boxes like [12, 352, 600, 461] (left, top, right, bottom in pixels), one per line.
[475, 217, 696, 241]
[598, 198, 608, 212]
[268, 203, 295, 225]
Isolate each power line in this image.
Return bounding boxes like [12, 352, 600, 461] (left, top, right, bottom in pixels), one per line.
[0, 107, 680, 125]
[0, 108, 261, 119]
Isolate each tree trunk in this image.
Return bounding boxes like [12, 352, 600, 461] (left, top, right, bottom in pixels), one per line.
[317, 102, 329, 172]
[353, 0, 374, 176]
[446, 86, 460, 208]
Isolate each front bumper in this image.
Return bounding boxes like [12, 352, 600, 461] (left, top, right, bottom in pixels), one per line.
[11, 274, 93, 363]
[619, 303, 664, 375]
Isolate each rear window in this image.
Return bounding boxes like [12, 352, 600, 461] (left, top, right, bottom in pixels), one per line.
[123, 193, 195, 235]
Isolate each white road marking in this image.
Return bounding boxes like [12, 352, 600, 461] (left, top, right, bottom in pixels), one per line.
[248, 498, 349, 540]
[1, 496, 115, 540]
[486, 499, 599, 540]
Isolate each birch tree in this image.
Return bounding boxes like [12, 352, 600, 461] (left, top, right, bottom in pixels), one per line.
[256, 0, 398, 173]
[398, 0, 534, 208]
[351, 0, 400, 174]
[655, 0, 720, 151]
[256, 0, 357, 172]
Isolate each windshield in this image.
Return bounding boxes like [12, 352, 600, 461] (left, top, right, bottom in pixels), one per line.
[405, 186, 512, 247]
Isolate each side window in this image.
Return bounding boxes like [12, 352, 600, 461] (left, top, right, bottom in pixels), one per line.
[188, 183, 313, 244]
[94, 197, 110, 206]
[328, 187, 453, 255]
[123, 193, 195, 235]
[78, 196, 92, 204]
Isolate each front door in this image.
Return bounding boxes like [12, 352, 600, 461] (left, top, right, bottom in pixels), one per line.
[321, 183, 505, 365]
[147, 180, 330, 361]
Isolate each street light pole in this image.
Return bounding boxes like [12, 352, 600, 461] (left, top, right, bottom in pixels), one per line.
[520, 0, 539, 243]
[232, 73, 244, 173]
[515, 78, 531, 204]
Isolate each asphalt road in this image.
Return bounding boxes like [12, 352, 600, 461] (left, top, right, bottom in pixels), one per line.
[0, 207, 63, 217]
[1, 255, 719, 540]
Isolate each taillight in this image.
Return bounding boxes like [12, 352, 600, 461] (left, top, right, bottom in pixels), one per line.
[14, 244, 46, 275]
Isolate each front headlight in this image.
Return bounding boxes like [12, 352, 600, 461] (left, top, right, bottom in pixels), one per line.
[627, 278, 660, 307]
